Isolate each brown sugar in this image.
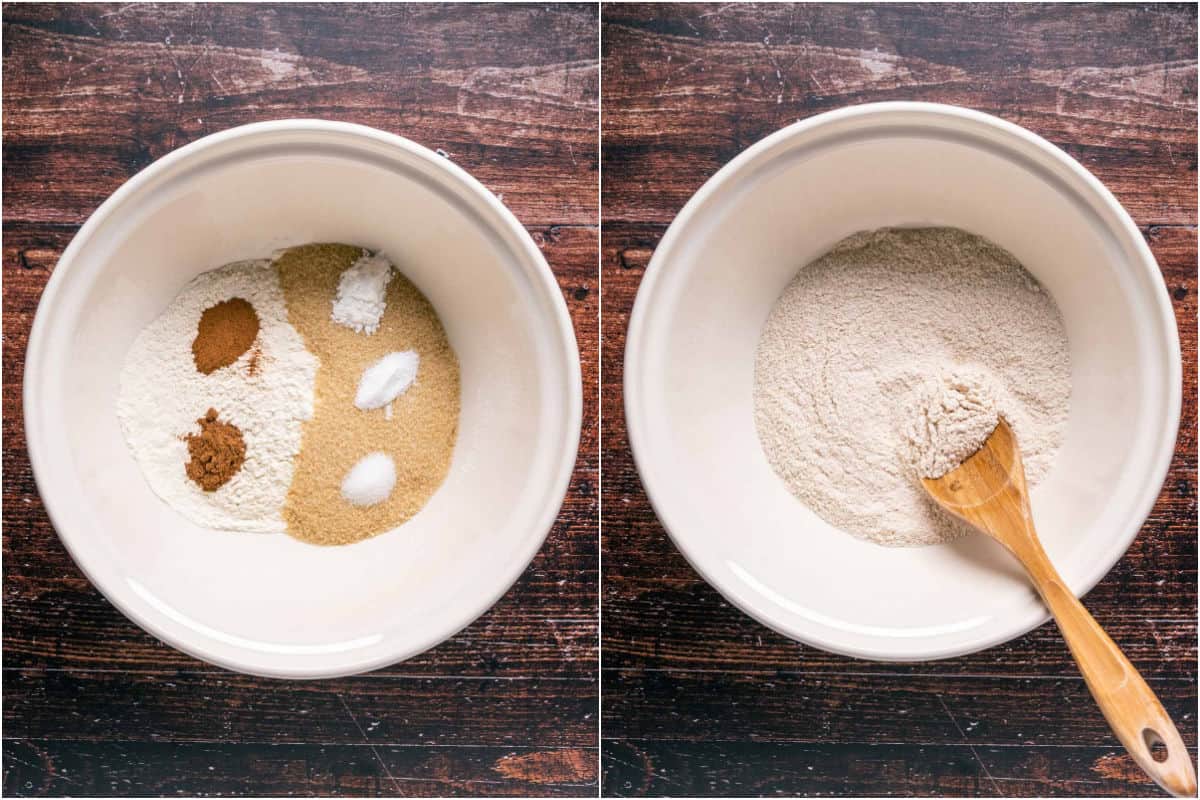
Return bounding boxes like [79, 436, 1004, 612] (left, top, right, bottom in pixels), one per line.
[184, 409, 247, 491]
[192, 297, 259, 374]
[274, 244, 460, 545]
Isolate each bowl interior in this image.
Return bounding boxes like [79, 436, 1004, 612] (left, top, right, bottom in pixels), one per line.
[628, 107, 1177, 660]
[26, 125, 578, 676]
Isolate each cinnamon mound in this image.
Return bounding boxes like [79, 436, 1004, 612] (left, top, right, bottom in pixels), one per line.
[184, 409, 246, 491]
[193, 297, 259, 374]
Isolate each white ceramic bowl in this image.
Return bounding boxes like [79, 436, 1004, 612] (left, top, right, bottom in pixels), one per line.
[25, 120, 581, 678]
[625, 102, 1180, 661]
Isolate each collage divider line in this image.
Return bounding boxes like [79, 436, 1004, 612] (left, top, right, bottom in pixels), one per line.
[595, 3, 604, 795]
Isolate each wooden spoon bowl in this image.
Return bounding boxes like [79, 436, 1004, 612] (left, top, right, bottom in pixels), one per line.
[923, 419, 1197, 797]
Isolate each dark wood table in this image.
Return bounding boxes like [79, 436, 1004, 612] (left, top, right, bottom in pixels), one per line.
[2, 4, 598, 796]
[601, 4, 1197, 796]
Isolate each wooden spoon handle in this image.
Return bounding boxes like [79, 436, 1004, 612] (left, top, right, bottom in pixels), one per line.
[1016, 541, 1197, 797]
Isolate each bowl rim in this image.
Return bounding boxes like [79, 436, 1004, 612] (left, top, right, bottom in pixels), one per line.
[23, 118, 583, 678]
[623, 101, 1183, 662]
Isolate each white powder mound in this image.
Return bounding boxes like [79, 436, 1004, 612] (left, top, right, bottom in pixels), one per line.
[341, 452, 396, 507]
[331, 251, 394, 334]
[355, 350, 419, 411]
[901, 368, 1000, 479]
[117, 260, 318, 532]
[754, 228, 1071, 547]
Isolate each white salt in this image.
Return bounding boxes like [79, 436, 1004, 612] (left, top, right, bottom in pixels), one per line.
[331, 251, 393, 334]
[355, 351, 419, 411]
[340, 452, 396, 507]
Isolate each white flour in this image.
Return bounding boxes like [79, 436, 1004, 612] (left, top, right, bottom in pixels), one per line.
[754, 228, 1070, 546]
[117, 260, 318, 531]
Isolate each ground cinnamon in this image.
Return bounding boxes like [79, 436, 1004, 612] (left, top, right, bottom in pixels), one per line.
[184, 408, 246, 491]
[246, 344, 262, 377]
[192, 297, 259, 374]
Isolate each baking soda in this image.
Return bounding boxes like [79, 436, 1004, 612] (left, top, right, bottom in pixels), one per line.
[331, 251, 394, 334]
[355, 351, 419, 411]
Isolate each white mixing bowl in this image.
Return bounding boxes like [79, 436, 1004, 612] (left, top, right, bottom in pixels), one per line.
[24, 120, 582, 678]
[625, 102, 1181, 661]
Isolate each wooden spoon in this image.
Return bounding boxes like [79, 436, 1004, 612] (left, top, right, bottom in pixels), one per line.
[922, 419, 1197, 797]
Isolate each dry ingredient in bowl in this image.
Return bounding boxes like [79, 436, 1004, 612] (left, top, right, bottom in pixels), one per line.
[192, 297, 259, 374]
[901, 368, 1000, 479]
[275, 244, 460, 546]
[331, 251, 394, 334]
[118, 260, 318, 531]
[118, 244, 460, 545]
[184, 408, 247, 491]
[355, 351, 419, 411]
[754, 227, 1070, 547]
[341, 452, 398, 507]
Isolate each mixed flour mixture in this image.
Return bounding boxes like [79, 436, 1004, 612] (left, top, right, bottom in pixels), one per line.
[901, 368, 1001, 480]
[754, 227, 1071, 546]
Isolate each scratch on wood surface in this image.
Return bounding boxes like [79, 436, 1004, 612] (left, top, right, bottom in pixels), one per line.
[99, 4, 138, 20]
[4, 25, 370, 103]
[1031, 61, 1198, 110]
[614, 27, 970, 100]
[938, 695, 1003, 796]
[439, 60, 600, 117]
[603, 747, 686, 791]
[337, 694, 402, 794]
[2, 752, 47, 779]
[697, 4, 739, 21]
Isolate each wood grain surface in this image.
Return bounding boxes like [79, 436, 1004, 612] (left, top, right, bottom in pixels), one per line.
[600, 3, 1197, 797]
[2, 4, 598, 797]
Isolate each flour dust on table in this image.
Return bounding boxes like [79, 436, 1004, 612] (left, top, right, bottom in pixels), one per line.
[118, 245, 461, 545]
[753, 227, 1070, 547]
